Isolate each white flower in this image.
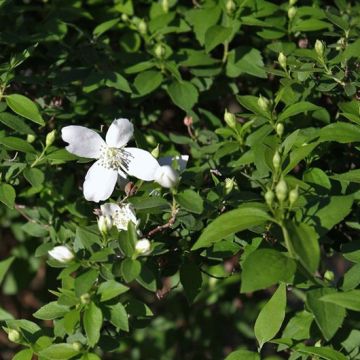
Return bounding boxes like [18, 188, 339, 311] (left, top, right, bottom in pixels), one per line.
[154, 155, 189, 188]
[61, 118, 160, 202]
[135, 238, 151, 255]
[100, 202, 138, 231]
[48, 246, 74, 263]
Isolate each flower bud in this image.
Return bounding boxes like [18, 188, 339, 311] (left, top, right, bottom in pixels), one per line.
[257, 95, 270, 112]
[135, 238, 151, 255]
[183, 115, 193, 127]
[151, 144, 160, 158]
[289, 0, 297, 5]
[45, 129, 56, 147]
[145, 134, 156, 146]
[224, 109, 237, 129]
[276, 123, 284, 137]
[8, 329, 21, 343]
[226, 0, 236, 14]
[278, 52, 287, 70]
[324, 270, 335, 282]
[154, 165, 179, 188]
[272, 151, 281, 170]
[98, 215, 113, 235]
[225, 178, 235, 194]
[80, 293, 91, 304]
[121, 13, 129, 22]
[275, 179, 288, 202]
[72, 341, 83, 351]
[27, 134, 36, 143]
[138, 20, 147, 35]
[315, 39, 325, 57]
[162, 0, 169, 13]
[264, 190, 275, 206]
[289, 186, 299, 205]
[288, 6, 297, 19]
[48, 246, 74, 263]
[154, 43, 166, 59]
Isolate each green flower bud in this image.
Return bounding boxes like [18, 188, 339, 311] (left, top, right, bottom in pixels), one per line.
[226, 0, 236, 14]
[324, 270, 335, 282]
[97, 215, 113, 235]
[257, 95, 270, 112]
[121, 13, 129, 22]
[289, 0, 297, 5]
[151, 144, 160, 158]
[264, 190, 275, 207]
[27, 134, 36, 143]
[138, 20, 147, 35]
[8, 329, 21, 343]
[80, 293, 91, 305]
[225, 177, 235, 194]
[278, 52, 287, 70]
[315, 39, 325, 57]
[288, 6, 297, 19]
[276, 123, 284, 137]
[154, 43, 166, 59]
[145, 134, 156, 146]
[275, 179, 288, 202]
[289, 186, 299, 205]
[272, 151, 281, 170]
[162, 0, 169, 13]
[45, 129, 56, 147]
[72, 341, 83, 351]
[224, 109, 237, 129]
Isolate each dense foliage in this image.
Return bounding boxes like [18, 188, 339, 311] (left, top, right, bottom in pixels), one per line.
[1, 0, 360, 359]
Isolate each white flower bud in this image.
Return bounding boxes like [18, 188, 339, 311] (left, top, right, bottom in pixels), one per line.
[289, 186, 299, 205]
[278, 52, 287, 69]
[258, 95, 270, 112]
[135, 238, 151, 255]
[276, 123, 284, 137]
[154, 165, 179, 188]
[48, 246, 74, 263]
[45, 129, 56, 147]
[264, 190, 275, 206]
[27, 134, 36, 143]
[224, 109, 237, 129]
[272, 151, 281, 170]
[8, 329, 21, 343]
[288, 6, 297, 19]
[98, 215, 113, 235]
[315, 39, 325, 57]
[275, 179, 288, 202]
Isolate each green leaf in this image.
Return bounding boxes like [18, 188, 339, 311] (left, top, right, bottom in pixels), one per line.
[321, 290, 360, 311]
[180, 262, 203, 303]
[33, 301, 69, 320]
[254, 283, 287, 349]
[109, 302, 129, 332]
[0, 136, 36, 153]
[12, 349, 34, 360]
[0, 183, 16, 209]
[23, 167, 44, 187]
[134, 70, 163, 96]
[204, 25, 232, 53]
[286, 221, 320, 274]
[38, 343, 79, 360]
[342, 263, 360, 291]
[292, 19, 331, 32]
[167, 80, 198, 112]
[306, 288, 346, 340]
[98, 280, 129, 302]
[192, 204, 270, 250]
[83, 302, 103, 347]
[93, 18, 119, 37]
[118, 221, 138, 257]
[331, 169, 360, 183]
[236, 95, 269, 118]
[80, 353, 102, 360]
[0, 112, 35, 134]
[278, 102, 321, 122]
[319, 122, 360, 143]
[297, 345, 347, 360]
[120, 258, 141, 283]
[6, 94, 44, 125]
[241, 249, 296, 293]
[0, 256, 15, 284]
[224, 350, 260, 360]
[175, 189, 204, 214]
[282, 310, 313, 341]
[136, 263, 157, 292]
[74, 269, 99, 297]
[283, 142, 319, 175]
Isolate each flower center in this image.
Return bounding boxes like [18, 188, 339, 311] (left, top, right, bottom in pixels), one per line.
[99, 146, 131, 171]
[112, 206, 136, 231]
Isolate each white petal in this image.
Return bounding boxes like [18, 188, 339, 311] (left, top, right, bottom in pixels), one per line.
[100, 203, 121, 217]
[154, 165, 179, 188]
[106, 118, 134, 148]
[61, 126, 105, 158]
[83, 160, 118, 202]
[124, 148, 160, 181]
[158, 155, 189, 172]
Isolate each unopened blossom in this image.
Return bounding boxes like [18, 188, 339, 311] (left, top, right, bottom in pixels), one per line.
[100, 202, 138, 231]
[48, 246, 74, 263]
[154, 155, 189, 188]
[97, 215, 113, 235]
[135, 238, 151, 255]
[61, 118, 159, 202]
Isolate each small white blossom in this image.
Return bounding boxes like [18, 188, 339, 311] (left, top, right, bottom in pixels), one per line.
[155, 155, 189, 188]
[100, 203, 138, 231]
[61, 118, 160, 202]
[135, 238, 151, 255]
[97, 215, 113, 234]
[48, 246, 74, 263]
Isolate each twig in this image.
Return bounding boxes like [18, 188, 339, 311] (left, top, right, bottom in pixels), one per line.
[146, 208, 178, 238]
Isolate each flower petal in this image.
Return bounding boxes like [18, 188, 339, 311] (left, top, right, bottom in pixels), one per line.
[101, 203, 121, 217]
[61, 126, 105, 158]
[158, 155, 189, 172]
[124, 147, 160, 181]
[83, 160, 118, 202]
[106, 118, 134, 148]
